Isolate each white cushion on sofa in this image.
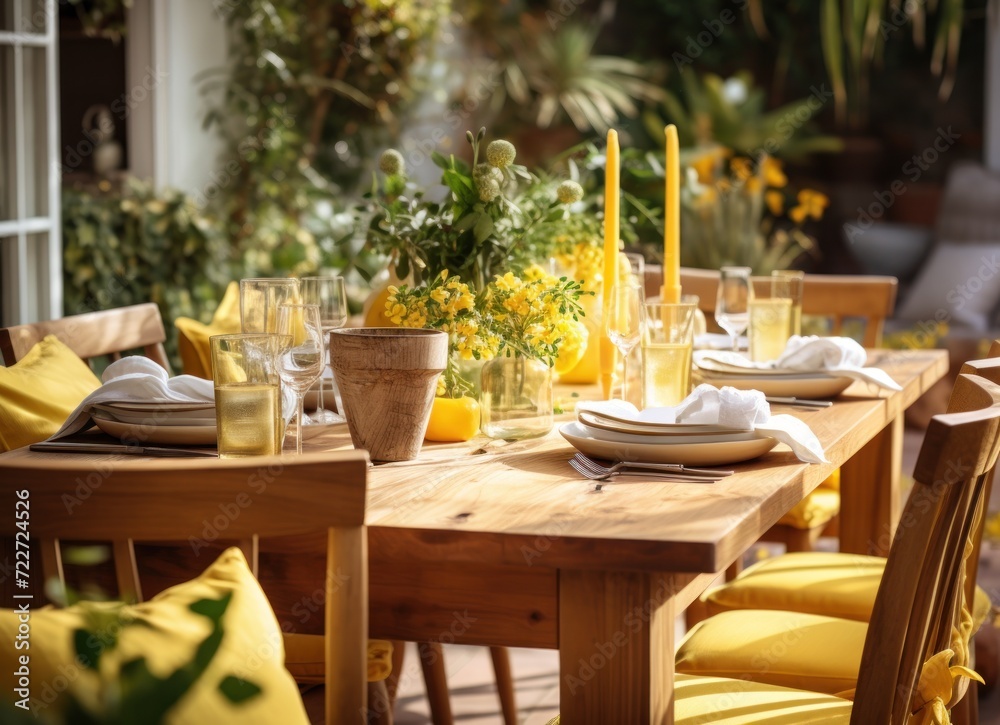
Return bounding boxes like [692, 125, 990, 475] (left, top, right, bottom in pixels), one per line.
[896, 243, 1000, 331]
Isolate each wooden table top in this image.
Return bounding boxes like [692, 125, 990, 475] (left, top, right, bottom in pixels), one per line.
[3, 349, 948, 576]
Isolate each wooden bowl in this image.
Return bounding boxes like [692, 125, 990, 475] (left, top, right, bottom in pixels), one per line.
[330, 328, 448, 461]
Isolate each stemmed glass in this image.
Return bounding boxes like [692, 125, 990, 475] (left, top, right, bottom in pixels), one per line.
[604, 282, 645, 403]
[715, 266, 752, 352]
[275, 304, 324, 455]
[300, 276, 348, 424]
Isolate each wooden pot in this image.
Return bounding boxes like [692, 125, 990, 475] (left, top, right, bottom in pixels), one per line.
[330, 328, 448, 461]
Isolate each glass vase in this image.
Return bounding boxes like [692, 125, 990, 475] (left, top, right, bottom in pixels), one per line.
[480, 355, 553, 440]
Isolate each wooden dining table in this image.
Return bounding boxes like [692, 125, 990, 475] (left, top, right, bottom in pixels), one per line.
[2, 348, 947, 724]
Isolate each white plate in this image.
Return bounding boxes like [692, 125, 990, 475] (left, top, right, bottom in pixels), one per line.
[577, 409, 742, 434]
[560, 422, 777, 466]
[578, 423, 759, 446]
[93, 407, 216, 426]
[93, 417, 218, 446]
[97, 401, 215, 415]
[696, 372, 854, 399]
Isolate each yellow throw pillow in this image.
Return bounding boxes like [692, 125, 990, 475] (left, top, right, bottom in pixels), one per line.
[0, 548, 309, 724]
[175, 282, 242, 379]
[0, 335, 101, 451]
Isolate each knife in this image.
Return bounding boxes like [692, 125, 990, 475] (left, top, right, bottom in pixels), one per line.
[30, 441, 218, 458]
[764, 396, 833, 408]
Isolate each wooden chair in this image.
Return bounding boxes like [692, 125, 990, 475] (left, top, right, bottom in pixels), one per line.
[0, 452, 372, 724]
[0, 302, 171, 372]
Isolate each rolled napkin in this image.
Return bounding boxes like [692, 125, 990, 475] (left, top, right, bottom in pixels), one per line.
[51, 357, 216, 440]
[694, 335, 901, 391]
[578, 385, 828, 464]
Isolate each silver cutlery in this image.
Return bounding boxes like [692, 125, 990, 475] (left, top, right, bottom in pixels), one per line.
[764, 396, 833, 408]
[568, 458, 721, 484]
[570, 453, 733, 482]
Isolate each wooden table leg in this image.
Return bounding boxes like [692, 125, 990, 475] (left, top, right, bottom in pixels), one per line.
[417, 642, 454, 725]
[840, 413, 903, 556]
[559, 569, 676, 724]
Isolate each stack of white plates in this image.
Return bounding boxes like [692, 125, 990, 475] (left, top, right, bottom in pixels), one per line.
[695, 357, 854, 398]
[91, 402, 217, 446]
[559, 409, 776, 465]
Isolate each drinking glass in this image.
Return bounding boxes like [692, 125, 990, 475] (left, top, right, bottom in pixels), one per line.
[715, 266, 752, 351]
[275, 304, 324, 455]
[300, 276, 348, 424]
[749, 277, 794, 362]
[642, 302, 697, 408]
[210, 334, 285, 458]
[622, 252, 645, 287]
[772, 270, 805, 337]
[240, 278, 300, 333]
[604, 282, 644, 403]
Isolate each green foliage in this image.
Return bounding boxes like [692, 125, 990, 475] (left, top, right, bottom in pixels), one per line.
[644, 71, 842, 160]
[62, 181, 230, 368]
[203, 0, 449, 276]
[366, 129, 576, 292]
[65, 0, 132, 42]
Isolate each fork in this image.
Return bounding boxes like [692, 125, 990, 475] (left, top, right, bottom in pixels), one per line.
[567, 458, 720, 483]
[573, 453, 733, 479]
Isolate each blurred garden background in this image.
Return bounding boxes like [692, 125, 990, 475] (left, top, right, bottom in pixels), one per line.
[3, 0, 992, 366]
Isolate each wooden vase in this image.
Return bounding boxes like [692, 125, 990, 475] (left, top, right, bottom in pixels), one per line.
[330, 328, 448, 461]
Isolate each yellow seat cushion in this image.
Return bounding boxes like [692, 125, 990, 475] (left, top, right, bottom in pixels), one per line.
[0, 335, 101, 451]
[676, 609, 867, 694]
[284, 635, 393, 684]
[174, 282, 242, 379]
[775, 487, 840, 529]
[704, 551, 993, 633]
[546, 673, 852, 724]
[0, 548, 309, 724]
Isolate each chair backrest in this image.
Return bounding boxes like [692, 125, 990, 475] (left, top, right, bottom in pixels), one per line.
[0, 451, 369, 724]
[645, 265, 898, 347]
[0, 303, 171, 372]
[852, 372, 1000, 724]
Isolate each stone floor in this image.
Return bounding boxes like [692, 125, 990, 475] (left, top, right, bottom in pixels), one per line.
[389, 428, 1000, 724]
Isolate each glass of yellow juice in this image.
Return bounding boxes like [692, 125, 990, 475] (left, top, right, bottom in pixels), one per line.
[772, 270, 804, 337]
[641, 301, 697, 408]
[210, 333, 286, 458]
[748, 278, 794, 362]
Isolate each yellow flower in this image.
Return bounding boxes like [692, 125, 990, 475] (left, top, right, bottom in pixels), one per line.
[765, 190, 784, 216]
[745, 176, 762, 193]
[789, 189, 829, 224]
[730, 157, 753, 182]
[762, 157, 787, 188]
[689, 154, 717, 184]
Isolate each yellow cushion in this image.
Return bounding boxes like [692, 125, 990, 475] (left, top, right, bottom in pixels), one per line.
[0, 548, 309, 724]
[0, 335, 101, 451]
[775, 487, 840, 529]
[676, 609, 868, 694]
[284, 635, 393, 684]
[174, 282, 242, 379]
[704, 551, 994, 632]
[546, 673, 852, 724]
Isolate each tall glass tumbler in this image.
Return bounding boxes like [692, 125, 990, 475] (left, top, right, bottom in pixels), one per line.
[210, 334, 286, 458]
[239, 278, 301, 333]
[641, 301, 697, 408]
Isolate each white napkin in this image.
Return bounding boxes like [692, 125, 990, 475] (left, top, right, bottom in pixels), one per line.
[578, 385, 828, 464]
[694, 335, 901, 391]
[51, 357, 216, 440]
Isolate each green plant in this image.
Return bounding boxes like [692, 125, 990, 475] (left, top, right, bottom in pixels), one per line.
[62, 181, 230, 367]
[644, 71, 842, 160]
[495, 21, 665, 134]
[203, 0, 449, 276]
[65, 0, 132, 42]
[365, 129, 578, 292]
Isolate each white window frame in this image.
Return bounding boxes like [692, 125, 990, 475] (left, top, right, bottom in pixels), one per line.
[0, 0, 60, 326]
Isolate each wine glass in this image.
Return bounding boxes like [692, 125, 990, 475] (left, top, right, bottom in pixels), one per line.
[715, 266, 752, 352]
[275, 304, 324, 455]
[604, 282, 645, 403]
[300, 276, 349, 425]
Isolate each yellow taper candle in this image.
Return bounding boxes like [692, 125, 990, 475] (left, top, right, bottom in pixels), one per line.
[601, 129, 620, 400]
[662, 124, 682, 304]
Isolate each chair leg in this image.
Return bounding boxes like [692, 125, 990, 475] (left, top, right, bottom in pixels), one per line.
[417, 642, 454, 725]
[725, 555, 744, 581]
[368, 680, 394, 725]
[385, 640, 407, 708]
[685, 598, 710, 629]
[782, 525, 816, 553]
[489, 646, 518, 724]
